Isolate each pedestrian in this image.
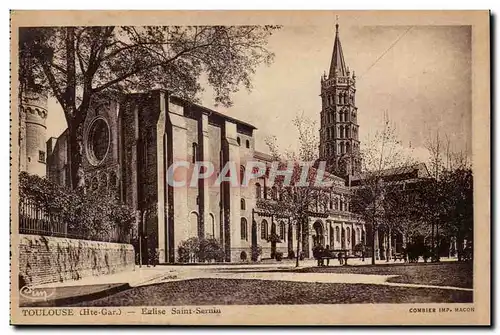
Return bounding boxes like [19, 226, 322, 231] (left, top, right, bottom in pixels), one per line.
[324, 245, 331, 266]
[317, 244, 325, 266]
[313, 245, 323, 267]
[338, 251, 343, 265]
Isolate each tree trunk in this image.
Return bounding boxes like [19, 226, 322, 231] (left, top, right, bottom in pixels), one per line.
[65, 27, 87, 191]
[371, 225, 376, 265]
[435, 220, 440, 262]
[295, 220, 301, 267]
[387, 226, 392, 262]
[69, 121, 86, 191]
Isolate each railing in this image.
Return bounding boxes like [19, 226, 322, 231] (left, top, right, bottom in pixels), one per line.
[18, 199, 129, 243]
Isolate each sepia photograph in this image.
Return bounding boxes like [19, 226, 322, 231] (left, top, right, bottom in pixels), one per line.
[9, 10, 490, 325]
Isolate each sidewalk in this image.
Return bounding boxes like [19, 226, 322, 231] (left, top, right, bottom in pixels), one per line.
[20, 266, 175, 307]
[19, 257, 461, 306]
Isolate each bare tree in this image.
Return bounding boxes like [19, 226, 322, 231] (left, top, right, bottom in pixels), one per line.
[258, 114, 331, 267]
[19, 25, 280, 189]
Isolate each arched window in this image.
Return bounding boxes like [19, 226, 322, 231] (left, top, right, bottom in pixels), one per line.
[208, 213, 216, 239]
[240, 165, 245, 185]
[237, 137, 241, 146]
[335, 198, 339, 210]
[346, 227, 351, 244]
[329, 199, 333, 209]
[279, 221, 286, 240]
[192, 143, 197, 164]
[340, 199, 344, 211]
[261, 220, 269, 240]
[241, 218, 248, 240]
[255, 183, 261, 199]
[246, 139, 250, 148]
[346, 127, 350, 138]
[340, 142, 345, 154]
[346, 142, 351, 154]
[271, 186, 278, 200]
[240, 198, 246, 210]
[335, 226, 340, 242]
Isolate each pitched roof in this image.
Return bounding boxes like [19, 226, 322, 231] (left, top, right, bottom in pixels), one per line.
[328, 23, 348, 78]
[170, 95, 257, 130]
[352, 162, 431, 181]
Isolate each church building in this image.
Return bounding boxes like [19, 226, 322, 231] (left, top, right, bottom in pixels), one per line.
[44, 24, 370, 263]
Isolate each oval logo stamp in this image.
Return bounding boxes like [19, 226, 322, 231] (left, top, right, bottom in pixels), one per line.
[20, 286, 56, 301]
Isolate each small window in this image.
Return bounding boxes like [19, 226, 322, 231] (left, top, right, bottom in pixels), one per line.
[279, 222, 286, 240]
[192, 143, 197, 164]
[255, 183, 262, 199]
[245, 140, 250, 148]
[261, 220, 268, 240]
[240, 198, 246, 210]
[237, 137, 241, 146]
[240, 165, 246, 185]
[38, 150, 46, 163]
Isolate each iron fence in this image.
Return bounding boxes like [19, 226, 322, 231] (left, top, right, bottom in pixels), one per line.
[18, 198, 130, 243]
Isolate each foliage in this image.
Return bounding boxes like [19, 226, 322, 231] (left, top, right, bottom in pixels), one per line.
[353, 243, 364, 253]
[19, 172, 135, 242]
[177, 237, 225, 263]
[267, 232, 282, 244]
[275, 251, 283, 261]
[240, 251, 248, 261]
[19, 25, 280, 189]
[199, 237, 225, 262]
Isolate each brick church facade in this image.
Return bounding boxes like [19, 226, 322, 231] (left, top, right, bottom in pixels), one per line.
[45, 25, 372, 263]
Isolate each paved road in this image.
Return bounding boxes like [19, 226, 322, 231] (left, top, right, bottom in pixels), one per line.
[28, 257, 468, 305]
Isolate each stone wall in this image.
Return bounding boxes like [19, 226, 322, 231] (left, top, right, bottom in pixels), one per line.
[19, 234, 135, 287]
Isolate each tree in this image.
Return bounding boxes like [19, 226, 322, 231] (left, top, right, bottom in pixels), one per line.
[350, 113, 415, 264]
[419, 132, 473, 261]
[258, 113, 330, 267]
[19, 25, 280, 189]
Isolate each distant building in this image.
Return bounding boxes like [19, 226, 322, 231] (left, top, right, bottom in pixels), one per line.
[19, 89, 48, 177]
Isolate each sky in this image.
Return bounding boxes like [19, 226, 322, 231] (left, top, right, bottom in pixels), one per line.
[46, 24, 472, 164]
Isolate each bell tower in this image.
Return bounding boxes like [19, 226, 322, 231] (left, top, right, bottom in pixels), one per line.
[319, 23, 361, 177]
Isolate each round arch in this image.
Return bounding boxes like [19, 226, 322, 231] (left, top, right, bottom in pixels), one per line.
[313, 220, 325, 247]
[188, 211, 199, 238]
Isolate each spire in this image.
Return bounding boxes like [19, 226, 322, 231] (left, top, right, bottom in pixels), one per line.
[328, 22, 348, 78]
